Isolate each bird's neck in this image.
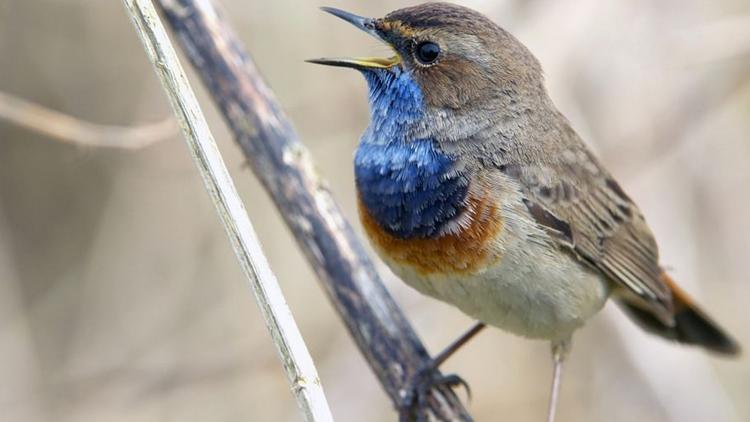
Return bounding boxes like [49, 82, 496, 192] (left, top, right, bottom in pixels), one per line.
[361, 67, 424, 144]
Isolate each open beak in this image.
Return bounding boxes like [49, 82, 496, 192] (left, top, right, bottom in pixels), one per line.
[307, 7, 400, 70]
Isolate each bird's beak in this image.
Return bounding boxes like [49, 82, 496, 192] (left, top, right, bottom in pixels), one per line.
[307, 7, 401, 70]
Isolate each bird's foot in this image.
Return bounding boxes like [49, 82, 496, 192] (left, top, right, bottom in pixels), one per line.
[398, 364, 471, 422]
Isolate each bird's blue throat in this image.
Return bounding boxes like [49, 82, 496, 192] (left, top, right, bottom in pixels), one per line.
[354, 67, 469, 239]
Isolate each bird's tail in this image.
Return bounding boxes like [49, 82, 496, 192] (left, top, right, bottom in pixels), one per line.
[617, 272, 741, 356]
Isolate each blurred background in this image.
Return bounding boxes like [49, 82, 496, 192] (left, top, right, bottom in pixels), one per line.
[1, 0, 749, 421]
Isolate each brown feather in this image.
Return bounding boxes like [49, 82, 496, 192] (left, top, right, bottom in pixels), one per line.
[499, 148, 674, 324]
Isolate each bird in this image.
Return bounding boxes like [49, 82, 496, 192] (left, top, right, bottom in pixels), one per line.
[308, 3, 741, 421]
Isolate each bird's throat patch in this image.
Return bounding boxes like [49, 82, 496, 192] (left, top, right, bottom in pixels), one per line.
[354, 66, 501, 274]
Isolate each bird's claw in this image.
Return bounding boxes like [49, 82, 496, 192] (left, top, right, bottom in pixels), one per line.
[398, 366, 471, 421]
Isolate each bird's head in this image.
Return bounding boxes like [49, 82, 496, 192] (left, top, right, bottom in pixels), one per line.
[309, 2, 548, 142]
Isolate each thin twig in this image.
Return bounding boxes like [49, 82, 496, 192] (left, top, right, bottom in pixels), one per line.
[0, 90, 176, 148]
[154, 0, 473, 420]
[120, 1, 334, 421]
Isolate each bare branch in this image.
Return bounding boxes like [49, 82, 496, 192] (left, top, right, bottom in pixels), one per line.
[120, 1, 334, 421]
[0, 90, 176, 148]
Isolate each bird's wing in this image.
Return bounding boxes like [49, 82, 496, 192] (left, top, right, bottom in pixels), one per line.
[498, 143, 674, 324]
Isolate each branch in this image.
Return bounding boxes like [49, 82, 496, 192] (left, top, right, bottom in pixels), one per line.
[154, 0, 473, 420]
[0, 90, 176, 148]
[120, 1, 334, 421]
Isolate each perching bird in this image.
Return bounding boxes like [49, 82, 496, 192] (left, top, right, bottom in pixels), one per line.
[309, 3, 740, 420]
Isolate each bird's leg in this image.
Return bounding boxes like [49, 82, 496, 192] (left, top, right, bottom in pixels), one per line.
[399, 322, 486, 420]
[431, 321, 487, 370]
[547, 337, 572, 422]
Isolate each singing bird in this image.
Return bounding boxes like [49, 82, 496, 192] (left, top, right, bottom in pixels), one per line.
[309, 3, 740, 420]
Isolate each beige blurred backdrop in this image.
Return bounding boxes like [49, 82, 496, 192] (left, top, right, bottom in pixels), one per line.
[1, 0, 749, 421]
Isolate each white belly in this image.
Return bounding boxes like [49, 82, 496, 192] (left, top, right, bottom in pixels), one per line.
[386, 238, 609, 341]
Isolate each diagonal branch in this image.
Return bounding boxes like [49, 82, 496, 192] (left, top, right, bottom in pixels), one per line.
[154, 0, 473, 420]
[121, 1, 334, 421]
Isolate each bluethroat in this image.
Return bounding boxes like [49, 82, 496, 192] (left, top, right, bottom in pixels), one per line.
[309, 3, 741, 420]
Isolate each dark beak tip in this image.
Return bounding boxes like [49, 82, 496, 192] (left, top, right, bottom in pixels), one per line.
[319, 6, 349, 18]
[304, 58, 344, 68]
[318, 6, 372, 30]
[319, 6, 339, 14]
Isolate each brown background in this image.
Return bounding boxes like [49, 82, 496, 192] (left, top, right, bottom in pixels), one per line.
[1, 0, 748, 421]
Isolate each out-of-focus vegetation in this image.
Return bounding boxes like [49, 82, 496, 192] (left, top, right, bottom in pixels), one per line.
[1, 1, 748, 421]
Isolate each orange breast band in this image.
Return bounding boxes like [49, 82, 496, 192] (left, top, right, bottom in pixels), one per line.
[359, 190, 503, 276]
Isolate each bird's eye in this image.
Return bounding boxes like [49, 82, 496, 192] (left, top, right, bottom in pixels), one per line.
[415, 41, 440, 65]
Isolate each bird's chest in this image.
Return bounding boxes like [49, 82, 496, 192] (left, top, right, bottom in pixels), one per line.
[354, 138, 468, 238]
[354, 138, 505, 275]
